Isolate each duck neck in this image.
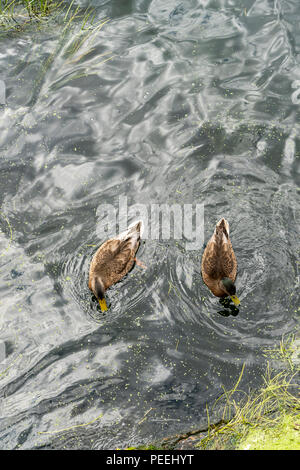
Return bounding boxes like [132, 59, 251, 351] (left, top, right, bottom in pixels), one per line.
[219, 277, 235, 297]
[94, 277, 105, 300]
[218, 280, 229, 296]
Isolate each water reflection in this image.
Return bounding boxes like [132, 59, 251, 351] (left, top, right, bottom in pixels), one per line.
[218, 298, 239, 317]
[0, 0, 299, 450]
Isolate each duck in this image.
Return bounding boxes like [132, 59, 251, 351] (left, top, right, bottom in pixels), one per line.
[201, 217, 240, 306]
[88, 220, 145, 311]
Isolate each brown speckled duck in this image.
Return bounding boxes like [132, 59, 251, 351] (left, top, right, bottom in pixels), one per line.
[201, 218, 240, 306]
[88, 221, 145, 311]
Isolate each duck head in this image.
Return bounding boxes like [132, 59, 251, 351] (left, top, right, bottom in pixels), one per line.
[220, 277, 240, 306]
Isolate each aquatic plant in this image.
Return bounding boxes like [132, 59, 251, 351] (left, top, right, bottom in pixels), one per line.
[197, 337, 300, 450]
[0, 0, 56, 31]
[0, 0, 102, 34]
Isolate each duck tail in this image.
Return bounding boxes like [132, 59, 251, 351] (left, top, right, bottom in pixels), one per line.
[128, 220, 143, 236]
[215, 218, 229, 241]
[117, 220, 143, 241]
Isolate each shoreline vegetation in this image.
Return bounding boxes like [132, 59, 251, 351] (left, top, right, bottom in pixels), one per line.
[126, 334, 300, 450]
[0, 0, 62, 32]
[0, 0, 112, 104]
[0, 0, 103, 34]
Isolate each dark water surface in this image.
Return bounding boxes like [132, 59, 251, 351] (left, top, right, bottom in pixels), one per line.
[0, 0, 299, 449]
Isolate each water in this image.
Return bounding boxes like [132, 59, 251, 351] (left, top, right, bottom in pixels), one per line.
[0, 0, 299, 449]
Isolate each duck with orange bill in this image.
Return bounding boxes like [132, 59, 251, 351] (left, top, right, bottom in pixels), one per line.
[88, 221, 146, 312]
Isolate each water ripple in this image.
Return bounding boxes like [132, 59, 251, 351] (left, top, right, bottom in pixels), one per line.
[0, 0, 299, 450]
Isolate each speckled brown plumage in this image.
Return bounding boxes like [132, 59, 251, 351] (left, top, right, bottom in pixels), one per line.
[201, 218, 237, 297]
[88, 221, 141, 294]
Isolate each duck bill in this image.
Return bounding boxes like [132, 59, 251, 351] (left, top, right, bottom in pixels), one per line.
[230, 295, 240, 306]
[99, 298, 108, 311]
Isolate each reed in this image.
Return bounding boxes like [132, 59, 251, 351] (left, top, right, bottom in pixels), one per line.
[198, 336, 300, 450]
[0, 0, 57, 16]
[0, 0, 101, 33]
[0, 0, 57, 32]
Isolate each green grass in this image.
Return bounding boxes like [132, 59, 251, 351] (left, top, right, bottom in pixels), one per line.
[196, 336, 300, 450]
[0, 0, 58, 30]
[198, 366, 299, 449]
[0, 0, 103, 34]
[0, 0, 59, 16]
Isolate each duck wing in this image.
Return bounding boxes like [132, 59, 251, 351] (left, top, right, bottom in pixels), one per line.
[201, 218, 237, 281]
[90, 229, 141, 289]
